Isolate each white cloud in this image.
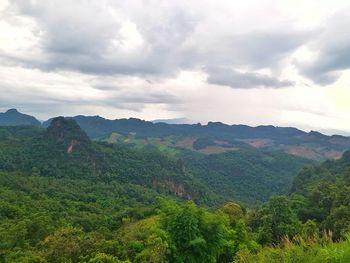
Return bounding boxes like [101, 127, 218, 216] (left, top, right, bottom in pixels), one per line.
[0, 0, 350, 133]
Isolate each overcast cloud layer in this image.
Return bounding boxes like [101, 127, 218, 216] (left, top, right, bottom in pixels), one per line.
[1, 0, 350, 133]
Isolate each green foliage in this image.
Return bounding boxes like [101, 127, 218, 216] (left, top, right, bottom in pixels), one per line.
[160, 199, 236, 263]
[237, 234, 350, 263]
[192, 137, 216, 150]
[102, 130, 313, 206]
[1, 118, 350, 262]
[39, 227, 103, 263]
[87, 253, 129, 263]
[0, 169, 170, 262]
[249, 196, 301, 244]
[289, 151, 350, 239]
[180, 149, 311, 204]
[222, 202, 244, 224]
[113, 215, 169, 262]
[0, 120, 216, 205]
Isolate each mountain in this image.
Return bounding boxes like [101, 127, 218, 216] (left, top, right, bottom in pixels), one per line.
[2, 111, 350, 262]
[0, 112, 312, 205]
[99, 132, 313, 204]
[42, 114, 350, 161]
[5, 109, 350, 204]
[0, 117, 214, 204]
[0, 108, 41, 126]
[1, 109, 348, 160]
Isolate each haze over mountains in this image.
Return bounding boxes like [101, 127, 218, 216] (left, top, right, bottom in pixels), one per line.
[0, 109, 41, 127]
[1, 108, 350, 161]
[2, 107, 350, 205]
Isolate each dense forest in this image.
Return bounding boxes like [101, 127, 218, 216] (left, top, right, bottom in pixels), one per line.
[177, 149, 311, 204]
[1, 116, 350, 262]
[50, 115, 350, 161]
[0, 118, 216, 205]
[101, 132, 312, 205]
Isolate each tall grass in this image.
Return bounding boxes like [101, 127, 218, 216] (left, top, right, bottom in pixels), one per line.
[237, 233, 350, 263]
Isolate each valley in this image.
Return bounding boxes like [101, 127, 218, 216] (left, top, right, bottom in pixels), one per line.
[1, 109, 350, 262]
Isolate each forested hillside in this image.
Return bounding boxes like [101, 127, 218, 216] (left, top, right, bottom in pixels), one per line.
[238, 149, 350, 262]
[0, 109, 317, 204]
[100, 132, 312, 204]
[1, 150, 350, 262]
[178, 149, 311, 204]
[1, 111, 350, 262]
[41, 112, 350, 161]
[0, 117, 216, 205]
[1, 0, 350, 261]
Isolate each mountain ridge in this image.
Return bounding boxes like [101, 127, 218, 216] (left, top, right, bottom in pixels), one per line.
[0, 118, 214, 204]
[2, 109, 350, 160]
[0, 108, 41, 126]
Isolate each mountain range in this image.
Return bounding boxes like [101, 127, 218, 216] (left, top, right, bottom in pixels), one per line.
[1, 109, 350, 262]
[2, 108, 350, 161]
[1, 108, 350, 205]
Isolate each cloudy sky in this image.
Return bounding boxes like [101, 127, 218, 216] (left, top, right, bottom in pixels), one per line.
[1, 0, 350, 134]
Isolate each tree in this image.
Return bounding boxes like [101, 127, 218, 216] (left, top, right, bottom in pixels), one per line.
[160, 200, 231, 262]
[88, 253, 129, 263]
[222, 202, 244, 225]
[39, 227, 103, 263]
[250, 196, 301, 244]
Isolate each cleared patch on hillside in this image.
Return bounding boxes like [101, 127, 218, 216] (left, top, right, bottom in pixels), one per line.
[198, 145, 238, 155]
[239, 138, 274, 148]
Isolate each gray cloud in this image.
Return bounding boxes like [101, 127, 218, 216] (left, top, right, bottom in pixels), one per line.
[0, 87, 178, 114]
[4, 0, 311, 86]
[298, 9, 350, 85]
[7, 0, 197, 76]
[200, 31, 311, 70]
[2, 0, 350, 133]
[100, 89, 180, 107]
[206, 67, 294, 89]
[0, 66, 180, 117]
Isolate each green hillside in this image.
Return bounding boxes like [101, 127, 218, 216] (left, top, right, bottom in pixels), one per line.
[100, 132, 312, 205]
[42, 113, 350, 161]
[2, 149, 350, 262]
[1, 115, 350, 262]
[0, 118, 216, 205]
[178, 149, 312, 205]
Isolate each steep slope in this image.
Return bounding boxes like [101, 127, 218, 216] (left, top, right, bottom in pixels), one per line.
[287, 150, 350, 239]
[98, 131, 314, 204]
[6, 109, 350, 205]
[0, 118, 216, 205]
[178, 149, 312, 205]
[0, 108, 41, 126]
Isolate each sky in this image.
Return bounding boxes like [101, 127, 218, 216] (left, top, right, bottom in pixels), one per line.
[1, 0, 350, 134]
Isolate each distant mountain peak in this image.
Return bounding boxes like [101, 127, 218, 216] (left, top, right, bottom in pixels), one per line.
[46, 117, 91, 153]
[6, 108, 19, 114]
[0, 108, 41, 126]
[47, 117, 89, 139]
[48, 116, 70, 128]
[308, 130, 326, 138]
